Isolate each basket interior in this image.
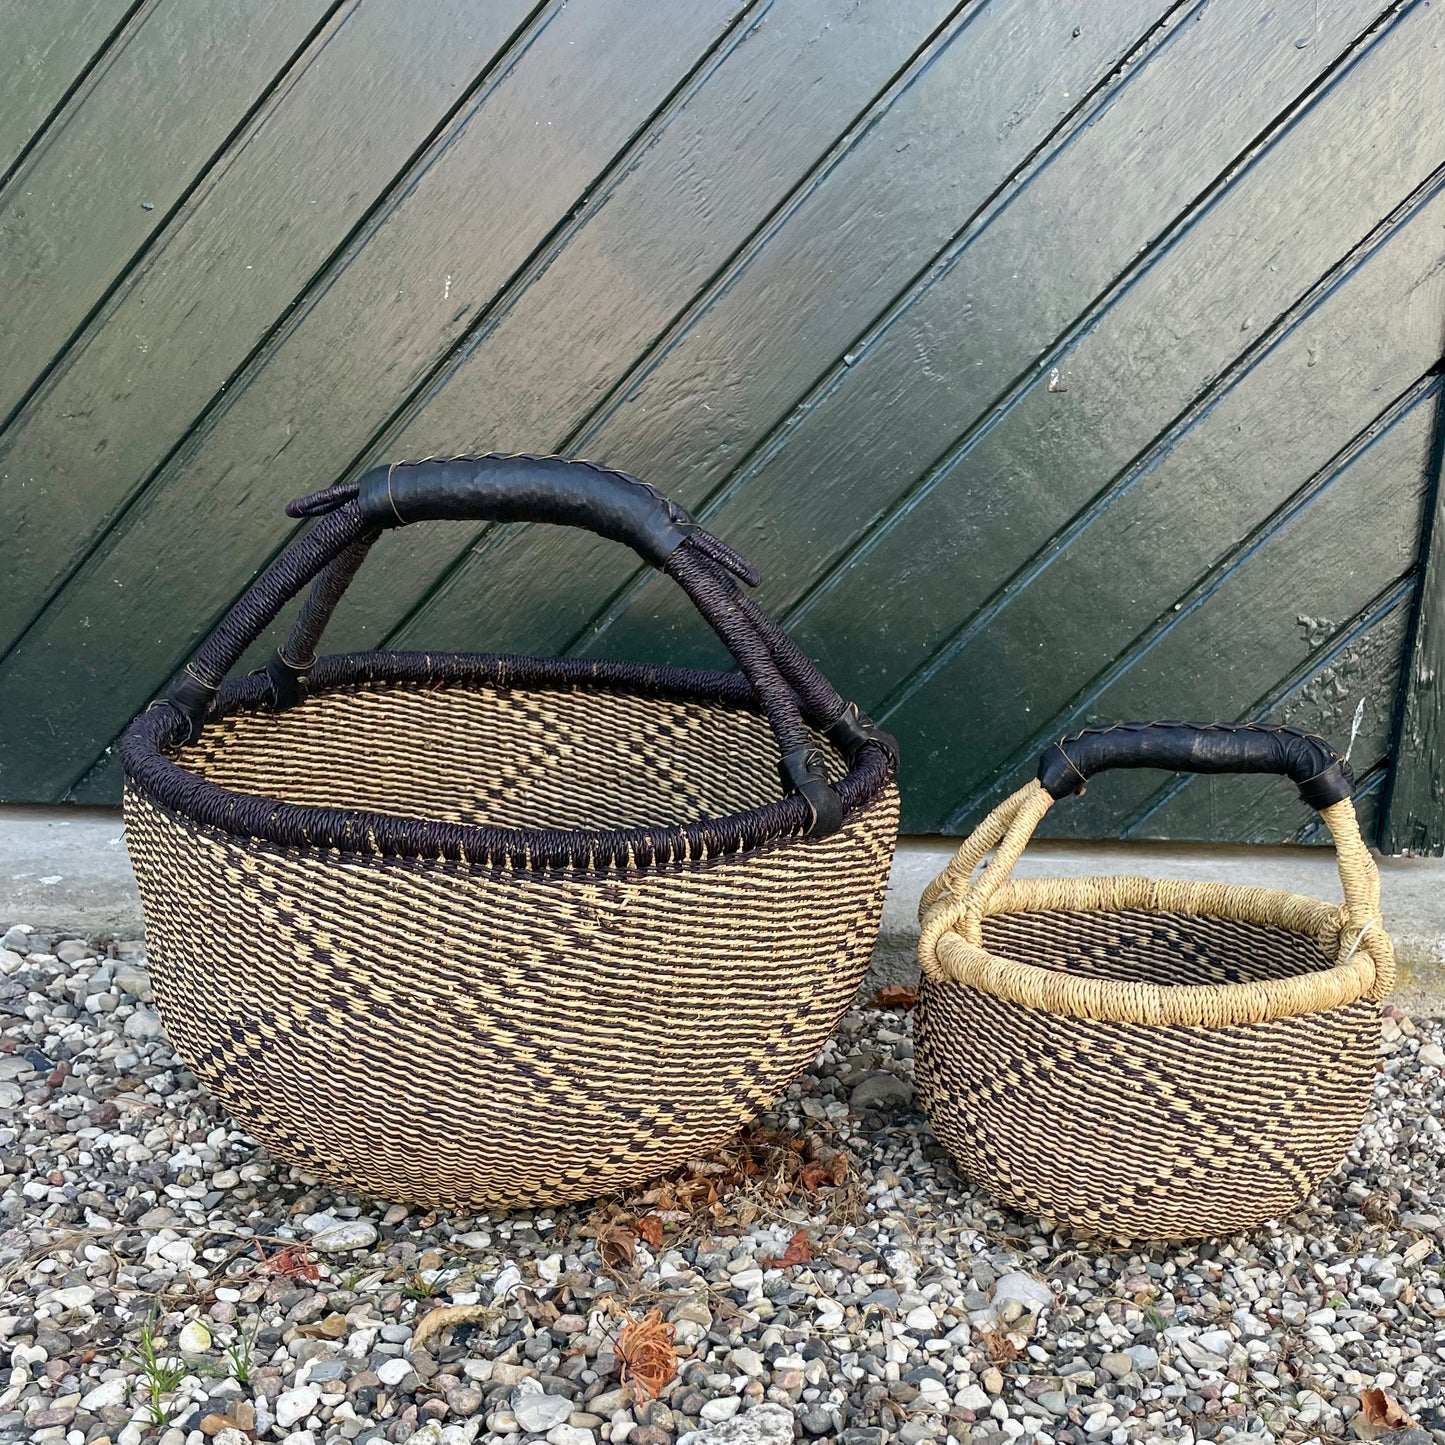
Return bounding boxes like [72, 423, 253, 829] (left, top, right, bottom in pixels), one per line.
[174, 680, 836, 832]
[979, 908, 1336, 987]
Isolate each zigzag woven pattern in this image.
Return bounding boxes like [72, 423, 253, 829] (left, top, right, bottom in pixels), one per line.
[184, 681, 791, 832]
[916, 779, 1389, 1240]
[916, 909, 1379, 1240]
[123, 681, 898, 1209]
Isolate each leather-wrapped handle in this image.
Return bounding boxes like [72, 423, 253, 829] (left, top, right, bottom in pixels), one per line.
[356, 454, 697, 569]
[1037, 721, 1353, 809]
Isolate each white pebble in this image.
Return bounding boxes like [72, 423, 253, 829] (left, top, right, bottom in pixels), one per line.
[376, 1357, 415, 1386]
[274, 1386, 320, 1427]
[309, 1220, 378, 1252]
[956, 1383, 990, 1411]
[80, 1378, 127, 1410]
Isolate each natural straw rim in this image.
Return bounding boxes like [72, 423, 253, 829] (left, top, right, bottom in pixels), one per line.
[918, 781, 1395, 1027]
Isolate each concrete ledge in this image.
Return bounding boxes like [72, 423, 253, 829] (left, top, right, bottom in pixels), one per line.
[1, 808, 1441, 1014]
[0, 807, 137, 935]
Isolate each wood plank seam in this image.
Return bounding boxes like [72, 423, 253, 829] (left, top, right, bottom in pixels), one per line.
[540, 0, 1205, 663]
[1121, 578, 1417, 839]
[0, 0, 560, 671]
[359, 0, 992, 651]
[284, 0, 772, 516]
[43, 0, 772, 798]
[0, 0, 354, 444]
[0, 0, 150, 196]
[1380, 357, 1445, 852]
[935, 371, 1443, 833]
[871, 155, 1445, 760]
[771, 0, 1420, 672]
[146, 0, 774, 668]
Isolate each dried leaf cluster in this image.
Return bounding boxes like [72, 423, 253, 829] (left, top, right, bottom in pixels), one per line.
[252, 1243, 319, 1283]
[601, 1300, 679, 1403]
[650, 1126, 851, 1223]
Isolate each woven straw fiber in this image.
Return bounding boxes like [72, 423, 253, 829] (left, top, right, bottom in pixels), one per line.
[123, 676, 898, 1210]
[916, 781, 1391, 1240]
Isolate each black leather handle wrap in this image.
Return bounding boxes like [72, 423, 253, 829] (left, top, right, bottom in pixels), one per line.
[1037, 721, 1353, 809]
[356, 454, 697, 569]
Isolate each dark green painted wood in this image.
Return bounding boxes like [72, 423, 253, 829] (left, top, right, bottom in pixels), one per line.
[575, 0, 1398, 674]
[792, 9, 1441, 717]
[0, 0, 135, 180]
[1122, 591, 1413, 844]
[1, 0, 1439, 848]
[1381, 386, 1445, 853]
[0, 0, 753, 799]
[376, 0, 1174, 659]
[0, 0, 337, 423]
[0, 0, 543, 655]
[1037, 378, 1437, 840]
[75, 0, 948, 697]
[886, 171, 1445, 832]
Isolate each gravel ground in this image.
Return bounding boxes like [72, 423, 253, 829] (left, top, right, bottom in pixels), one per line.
[2, 924, 1444, 1445]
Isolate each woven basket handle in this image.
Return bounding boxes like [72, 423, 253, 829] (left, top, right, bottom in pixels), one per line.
[919, 721, 1392, 999]
[157, 456, 896, 837]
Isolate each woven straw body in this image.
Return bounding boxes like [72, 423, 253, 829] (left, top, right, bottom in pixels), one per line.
[120, 456, 901, 1210]
[124, 661, 897, 1209]
[916, 777, 1392, 1240]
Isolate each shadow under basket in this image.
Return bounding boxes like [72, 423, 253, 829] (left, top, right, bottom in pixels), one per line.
[121, 455, 899, 1211]
[916, 722, 1394, 1242]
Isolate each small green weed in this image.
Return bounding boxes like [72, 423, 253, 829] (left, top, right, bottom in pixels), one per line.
[401, 1268, 446, 1301]
[127, 1315, 186, 1426]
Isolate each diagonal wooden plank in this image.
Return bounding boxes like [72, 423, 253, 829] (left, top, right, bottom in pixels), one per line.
[887, 173, 1445, 832]
[0, 0, 753, 801]
[0, 0, 137, 181]
[1381, 382, 1445, 853]
[1118, 590, 1413, 844]
[0, 0, 339, 423]
[572, 0, 1401, 671]
[0, 0, 544, 655]
[1030, 382, 1435, 839]
[62, 0, 946, 692]
[784, 0, 1438, 711]
[373, 0, 1178, 659]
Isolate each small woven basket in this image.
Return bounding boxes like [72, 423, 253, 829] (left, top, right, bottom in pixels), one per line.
[916, 721, 1393, 1240]
[121, 454, 898, 1210]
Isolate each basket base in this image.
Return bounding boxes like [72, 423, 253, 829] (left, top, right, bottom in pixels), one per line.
[916, 976, 1378, 1241]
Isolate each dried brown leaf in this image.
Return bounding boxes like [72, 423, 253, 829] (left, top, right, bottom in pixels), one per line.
[635, 1215, 665, 1250]
[1359, 1387, 1417, 1432]
[980, 1320, 1022, 1368]
[607, 1303, 678, 1403]
[865, 984, 919, 1010]
[597, 1225, 636, 1273]
[761, 1228, 813, 1269]
[412, 1303, 497, 1355]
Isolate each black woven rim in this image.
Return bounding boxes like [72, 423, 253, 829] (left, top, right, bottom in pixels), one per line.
[120, 650, 894, 871]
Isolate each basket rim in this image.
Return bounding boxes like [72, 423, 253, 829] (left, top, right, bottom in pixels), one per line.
[923, 872, 1382, 1027]
[120, 648, 894, 870]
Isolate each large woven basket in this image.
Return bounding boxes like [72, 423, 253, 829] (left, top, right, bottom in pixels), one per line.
[916, 722, 1393, 1240]
[121, 455, 898, 1210]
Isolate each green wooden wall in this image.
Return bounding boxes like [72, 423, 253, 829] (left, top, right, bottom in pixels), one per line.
[2, 0, 1443, 847]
